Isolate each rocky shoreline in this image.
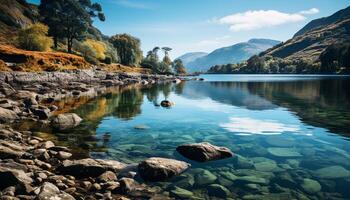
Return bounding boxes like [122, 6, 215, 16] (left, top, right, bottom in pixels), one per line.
[0, 69, 195, 199]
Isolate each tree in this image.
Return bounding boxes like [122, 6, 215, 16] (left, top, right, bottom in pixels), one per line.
[173, 59, 186, 75]
[39, 0, 105, 53]
[18, 23, 53, 51]
[109, 34, 143, 66]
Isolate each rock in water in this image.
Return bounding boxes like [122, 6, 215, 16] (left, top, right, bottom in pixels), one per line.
[176, 142, 233, 162]
[207, 184, 231, 198]
[138, 157, 190, 181]
[301, 178, 321, 194]
[0, 107, 18, 123]
[160, 100, 173, 108]
[313, 165, 350, 179]
[52, 113, 82, 130]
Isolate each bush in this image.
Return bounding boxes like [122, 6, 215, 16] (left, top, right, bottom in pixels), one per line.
[74, 41, 98, 65]
[18, 23, 53, 51]
[84, 39, 106, 60]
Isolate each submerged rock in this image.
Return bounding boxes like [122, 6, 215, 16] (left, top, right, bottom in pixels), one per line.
[301, 178, 321, 194]
[52, 113, 82, 130]
[267, 148, 301, 157]
[207, 184, 231, 198]
[170, 186, 193, 199]
[176, 142, 233, 162]
[194, 169, 217, 185]
[313, 165, 350, 179]
[138, 157, 190, 181]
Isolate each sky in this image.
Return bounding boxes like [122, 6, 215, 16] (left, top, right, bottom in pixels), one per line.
[28, 0, 350, 58]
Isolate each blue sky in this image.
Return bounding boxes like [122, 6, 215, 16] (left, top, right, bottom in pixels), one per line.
[28, 0, 349, 58]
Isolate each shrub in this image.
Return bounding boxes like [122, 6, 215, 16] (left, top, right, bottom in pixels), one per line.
[74, 41, 98, 65]
[84, 39, 106, 60]
[18, 23, 53, 51]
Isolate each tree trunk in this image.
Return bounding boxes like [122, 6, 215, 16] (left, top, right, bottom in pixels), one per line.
[67, 38, 72, 53]
[53, 37, 58, 49]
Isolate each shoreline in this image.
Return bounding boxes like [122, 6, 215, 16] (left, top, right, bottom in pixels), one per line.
[0, 69, 187, 199]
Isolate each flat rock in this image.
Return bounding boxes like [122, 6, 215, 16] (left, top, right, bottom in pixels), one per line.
[36, 182, 75, 200]
[0, 166, 33, 190]
[59, 158, 126, 178]
[208, 184, 231, 198]
[194, 169, 217, 185]
[267, 148, 301, 157]
[170, 186, 193, 199]
[301, 178, 321, 194]
[52, 113, 82, 130]
[313, 165, 350, 179]
[176, 142, 233, 162]
[0, 107, 18, 123]
[138, 157, 190, 181]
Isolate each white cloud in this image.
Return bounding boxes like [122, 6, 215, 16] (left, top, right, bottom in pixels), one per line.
[220, 117, 300, 135]
[215, 8, 319, 32]
[299, 8, 319, 15]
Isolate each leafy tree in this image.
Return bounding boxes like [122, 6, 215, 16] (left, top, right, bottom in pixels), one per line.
[84, 39, 106, 60]
[18, 23, 53, 51]
[173, 59, 187, 75]
[109, 34, 143, 66]
[39, 0, 105, 53]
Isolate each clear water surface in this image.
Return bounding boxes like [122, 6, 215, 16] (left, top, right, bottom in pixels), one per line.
[32, 75, 350, 199]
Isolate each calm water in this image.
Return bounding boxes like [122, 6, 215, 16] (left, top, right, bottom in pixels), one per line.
[36, 75, 350, 199]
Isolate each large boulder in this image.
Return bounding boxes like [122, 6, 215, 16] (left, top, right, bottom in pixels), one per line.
[138, 157, 190, 181]
[58, 158, 126, 178]
[176, 142, 233, 162]
[0, 107, 18, 123]
[36, 182, 75, 200]
[0, 166, 33, 190]
[52, 113, 82, 130]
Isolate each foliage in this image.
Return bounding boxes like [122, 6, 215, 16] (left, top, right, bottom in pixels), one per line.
[18, 23, 53, 51]
[39, 0, 105, 53]
[173, 59, 187, 75]
[208, 55, 321, 74]
[320, 43, 350, 73]
[141, 46, 173, 74]
[74, 40, 98, 64]
[84, 39, 106, 60]
[109, 34, 143, 67]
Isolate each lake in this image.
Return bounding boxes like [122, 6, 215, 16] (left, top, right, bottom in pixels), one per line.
[34, 75, 350, 199]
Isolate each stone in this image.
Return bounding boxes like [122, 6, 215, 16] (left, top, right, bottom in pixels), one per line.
[194, 169, 217, 185]
[36, 182, 75, 200]
[254, 160, 278, 172]
[313, 166, 350, 179]
[301, 178, 321, 194]
[134, 125, 150, 130]
[138, 157, 190, 181]
[176, 142, 233, 162]
[160, 100, 173, 107]
[52, 113, 82, 130]
[267, 148, 302, 157]
[235, 176, 269, 185]
[118, 178, 136, 194]
[0, 107, 18, 123]
[0, 145, 24, 159]
[219, 171, 237, 181]
[170, 186, 193, 199]
[98, 171, 117, 182]
[38, 141, 55, 149]
[265, 137, 295, 147]
[207, 184, 231, 198]
[92, 183, 102, 191]
[59, 158, 126, 178]
[31, 107, 51, 120]
[235, 155, 254, 169]
[57, 151, 72, 160]
[0, 167, 33, 190]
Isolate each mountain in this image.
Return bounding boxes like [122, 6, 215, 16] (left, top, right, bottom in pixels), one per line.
[262, 6, 350, 61]
[0, 0, 38, 44]
[176, 52, 208, 66]
[184, 39, 281, 73]
[294, 6, 350, 37]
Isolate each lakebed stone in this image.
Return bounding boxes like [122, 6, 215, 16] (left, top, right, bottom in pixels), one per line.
[313, 165, 350, 179]
[176, 142, 233, 162]
[138, 157, 190, 181]
[267, 148, 302, 157]
[300, 178, 321, 194]
[52, 113, 82, 130]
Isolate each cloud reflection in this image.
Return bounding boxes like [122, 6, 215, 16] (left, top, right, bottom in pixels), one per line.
[220, 117, 299, 135]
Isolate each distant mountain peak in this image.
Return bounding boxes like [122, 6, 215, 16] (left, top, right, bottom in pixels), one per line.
[179, 38, 280, 73]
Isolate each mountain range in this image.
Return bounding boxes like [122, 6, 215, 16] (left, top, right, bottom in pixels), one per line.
[177, 39, 280, 73]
